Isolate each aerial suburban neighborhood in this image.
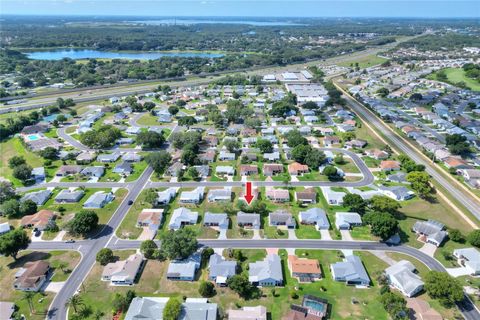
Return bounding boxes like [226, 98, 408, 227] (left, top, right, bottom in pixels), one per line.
[0, 3, 480, 320]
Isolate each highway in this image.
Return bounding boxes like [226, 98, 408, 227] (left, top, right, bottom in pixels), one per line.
[335, 82, 480, 223]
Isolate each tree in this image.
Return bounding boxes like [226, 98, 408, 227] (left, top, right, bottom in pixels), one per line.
[161, 228, 198, 260]
[23, 291, 36, 313]
[291, 144, 311, 164]
[178, 116, 197, 127]
[0, 229, 31, 260]
[1, 199, 20, 217]
[163, 298, 182, 320]
[407, 171, 433, 199]
[446, 134, 470, 157]
[65, 294, 84, 314]
[96, 248, 114, 265]
[224, 140, 240, 153]
[202, 247, 214, 261]
[468, 230, 480, 247]
[112, 293, 128, 313]
[369, 196, 401, 215]
[39, 147, 59, 160]
[227, 274, 260, 299]
[67, 210, 99, 236]
[256, 139, 273, 153]
[56, 114, 67, 123]
[285, 130, 308, 148]
[80, 125, 122, 149]
[334, 154, 345, 165]
[363, 212, 398, 241]
[302, 101, 319, 109]
[187, 167, 200, 181]
[322, 165, 338, 180]
[143, 101, 156, 111]
[424, 271, 464, 307]
[343, 194, 367, 214]
[70, 110, 78, 117]
[12, 164, 32, 182]
[20, 199, 37, 216]
[449, 229, 465, 243]
[0, 181, 16, 203]
[137, 131, 165, 149]
[140, 240, 158, 259]
[304, 148, 326, 169]
[199, 281, 215, 297]
[376, 87, 389, 98]
[379, 291, 408, 320]
[145, 151, 171, 174]
[144, 189, 158, 206]
[181, 149, 198, 166]
[8, 156, 26, 168]
[168, 105, 179, 115]
[175, 99, 187, 107]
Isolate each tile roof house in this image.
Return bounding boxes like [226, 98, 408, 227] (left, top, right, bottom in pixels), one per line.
[365, 149, 389, 160]
[83, 191, 115, 209]
[137, 209, 163, 231]
[443, 157, 470, 169]
[299, 208, 329, 230]
[412, 220, 447, 247]
[20, 210, 56, 231]
[269, 210, 296, 229]
[156, 188, 177, 205]
[21, 189, 52, 205]
[167, 252, 201, 281]
[179, 187, 205, 204]
[453, 248, 480, 276]
[265, 188, 290, 203]
[203, 212, 229, 230]
[101, 253, 145, 285]
[208, 254, 237, 285]
[288, 162, 309, 176]
[125, 297, 217, 320]
[240, 165, 258, 176]
[335, 212, 362, 230]
[55, 189, 85, 203]
[168, 208, 199, 230]
[295, 188, 316, 204]
[13, 260, 51, 291]
[344, 139, 367, 149]
[380, 160, 401, 172]
[406, 298, 443, 320]
[249, 254, 284, 287]
[385, 260, 424, 297]
[288, 255, 321, 282]
[263, 164, 283, 176]
[237, 212, 261, 230]
[330, 254, 370, 286]
[228, 306, 267, 320]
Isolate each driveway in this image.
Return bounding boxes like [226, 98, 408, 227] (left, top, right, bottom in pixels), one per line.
[252, 229, 262, 239]
[218, 229, 227, 240]
[340, 229, 353, 241]
[447, 267, 472, 277]
[288, 229, 297, 239]
[320, 229, 332, 240]
[44, 281, 65, 293]
[419, 243, 437, 257]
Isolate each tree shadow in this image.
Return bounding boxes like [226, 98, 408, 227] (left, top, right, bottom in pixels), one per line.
[8, 251, 51, 269]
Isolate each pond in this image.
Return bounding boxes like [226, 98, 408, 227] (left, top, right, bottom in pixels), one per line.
[24, 49, 225, 61]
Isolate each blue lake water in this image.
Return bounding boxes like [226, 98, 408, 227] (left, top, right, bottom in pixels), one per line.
[25, 49, 225, 61]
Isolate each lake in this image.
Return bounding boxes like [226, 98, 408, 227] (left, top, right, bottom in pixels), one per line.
[24, 49, 224, 61]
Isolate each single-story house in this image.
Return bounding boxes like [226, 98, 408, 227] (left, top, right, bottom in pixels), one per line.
[321, 187, 345, 205]
[97, 152, 121, 163]
[240, 165, 258, 176]
[249, 254, 283, 287]
[56, 165, 82, 177]
[380, 160, 401, 172]
[179, 187, 204, 204]
[288, 162, 309, 176]
[215, 166, 235, 176]
[20, 210, 56, 231]
[237, 212, 261, 230]
[168, 208, 198, 230]
[203, 212, 229, 230]
[379, 185, 415, 201]
[265, 188, 290, 202]
[218, 151, 236, 161]
[208, 254, 237, 285]
[21, 189, 52, 205]
[83, 191, 115, 209]
[166, 252, 201, 281]
[80, 166, 105, 178]
[55, 189, 85, 203]
[331, 254, 370, 286]
[101, 253, 145, 286]
[295, 188, 316, 204]
[453, 248, 480, 276]
[412, 220, 447, 247]
[228, 306, 267, 320]
[299, 208, 329, 230]
[156, 188, 177, 205]
[263, 164, 283, 176]
[122, 152, 142, 162]
[288, 255, 322, 283]
[137, 209, 163, 231]
[335, 212, 362, 230]
[113, 161, 133, 175]
[385, 260, 424, 297]
[13, 260, 51, 291]
[269, 210, 296, 229]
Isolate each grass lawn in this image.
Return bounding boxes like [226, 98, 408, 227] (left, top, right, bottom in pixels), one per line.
[429, 68, 480, 92]
[125, 161, 148, 182]
[136, 113, 160, 126]
[0, 250, 80, 320]
[337, 54, 388, 69]
[0, 137, 45, 186]
[116, 189, 154, 239]
[336, 157, 360, 173]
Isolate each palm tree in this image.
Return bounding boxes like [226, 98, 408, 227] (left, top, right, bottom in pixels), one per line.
[22, 291, 36, 314]
[93, 310, 105, 320]
[65, 294, 84, 313]
[57, 261, 68, 274]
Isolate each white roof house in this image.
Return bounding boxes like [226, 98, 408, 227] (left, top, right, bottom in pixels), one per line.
[299, 208, 329, 230]
[179, 187, 204, 204]
[385, 260, 424, 297]
[207, 188, 232, 202]
[156, 187, 177, 205]
[215, 166, 235, 176]
[321, 187, 346, 205]
[168, 208, 198, 230]
[335, 212, 362, 230]
[0, 222, 11, 235]
[101, 253, 145, 286]
[453, 248, 480, 275]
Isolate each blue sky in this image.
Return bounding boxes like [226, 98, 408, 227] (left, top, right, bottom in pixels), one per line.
[1, 0, 479, 18]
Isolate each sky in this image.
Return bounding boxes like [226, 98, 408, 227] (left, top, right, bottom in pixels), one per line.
[1, 0, 479, 18]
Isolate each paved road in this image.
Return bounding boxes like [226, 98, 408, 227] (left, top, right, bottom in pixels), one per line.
[336, 83, 480, 222]
[44, 166, 153, 320]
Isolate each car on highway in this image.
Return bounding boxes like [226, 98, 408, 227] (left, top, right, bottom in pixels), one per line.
[128, 200, 133, 205]
[65, 239, 75, 243]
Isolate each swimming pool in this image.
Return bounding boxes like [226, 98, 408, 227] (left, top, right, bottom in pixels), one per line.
[304, 299, 326, 312]
[27, 134, 40, 141]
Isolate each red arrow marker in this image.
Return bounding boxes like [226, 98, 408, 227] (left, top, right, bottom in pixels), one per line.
[244, 182, 255, 205]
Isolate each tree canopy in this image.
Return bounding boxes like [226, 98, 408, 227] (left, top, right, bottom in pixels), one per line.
[161, 228, 198, 260]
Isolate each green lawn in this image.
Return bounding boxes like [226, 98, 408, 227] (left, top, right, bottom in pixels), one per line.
[429, 68, 480, 92]
[337, 54, 388, 69]
[136, 113, 161, 126]
[116, 189, 154, 239]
